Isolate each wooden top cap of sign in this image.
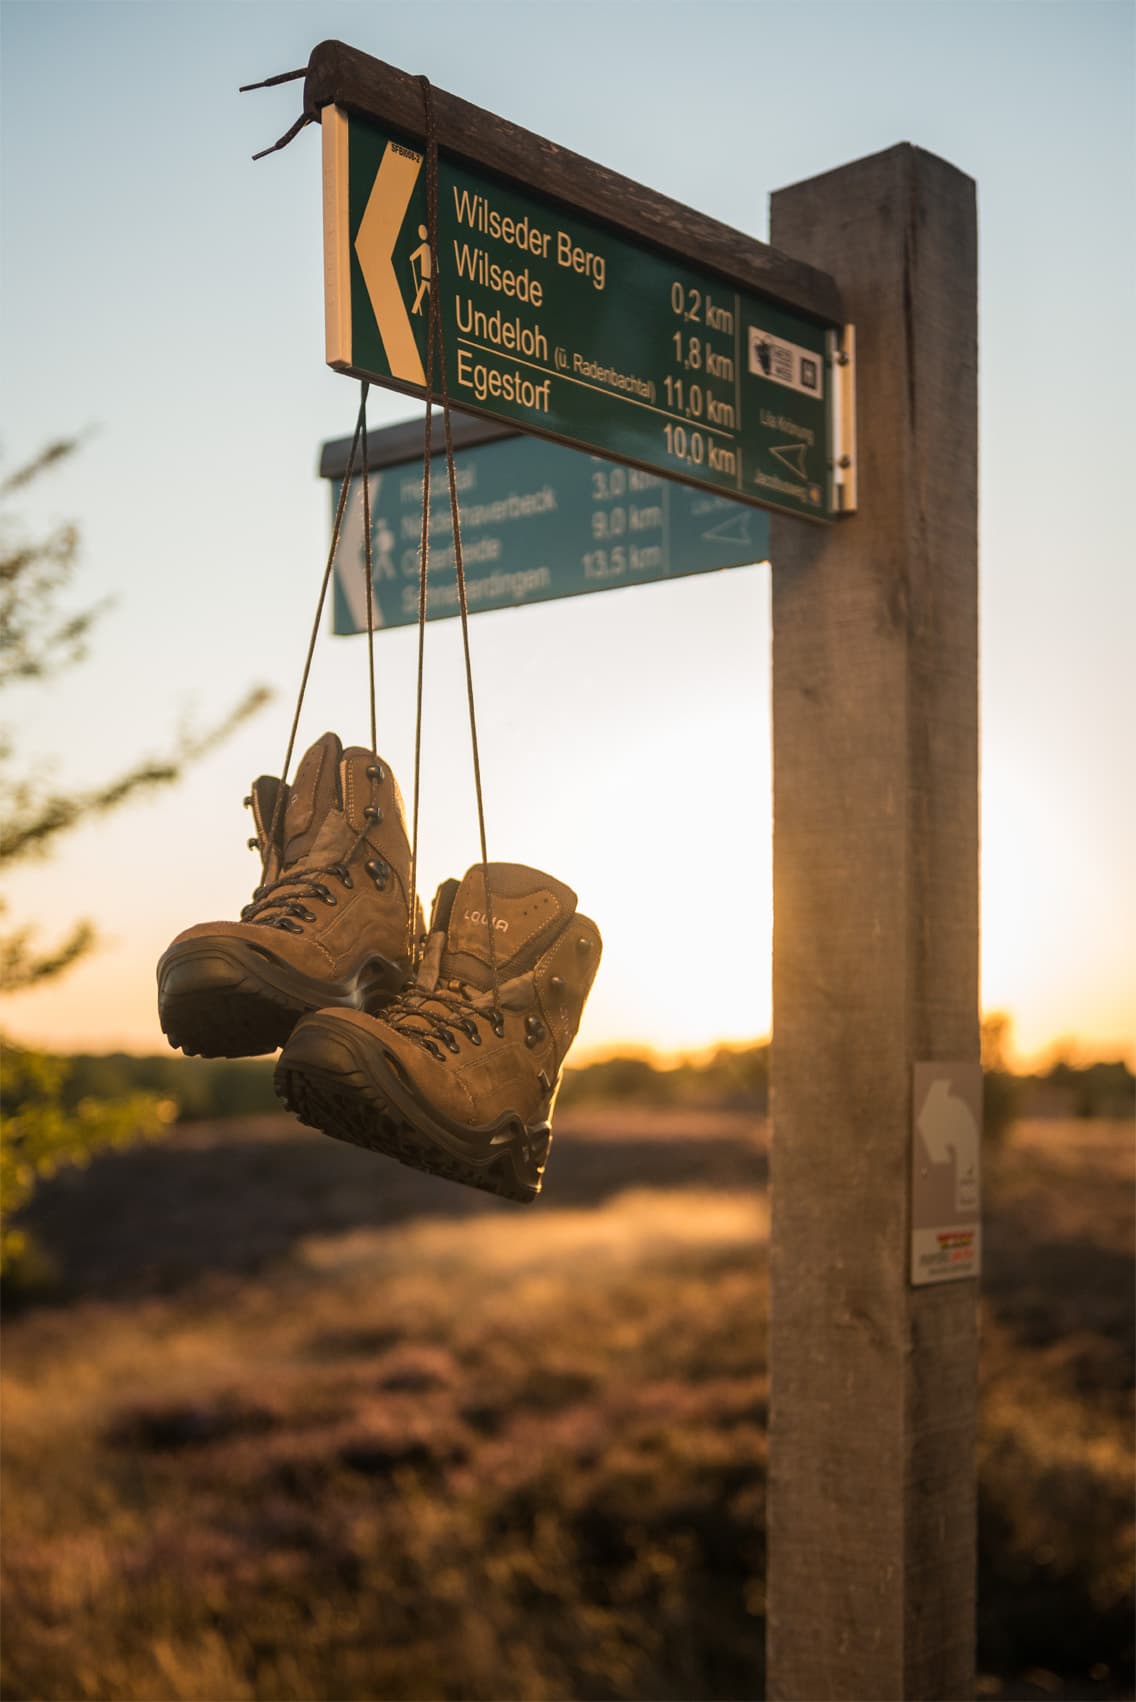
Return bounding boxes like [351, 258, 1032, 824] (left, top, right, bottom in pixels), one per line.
[302, 39, 844, 328]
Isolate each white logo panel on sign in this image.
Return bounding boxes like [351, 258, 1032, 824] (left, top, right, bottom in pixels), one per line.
[747, 328, 824, 399]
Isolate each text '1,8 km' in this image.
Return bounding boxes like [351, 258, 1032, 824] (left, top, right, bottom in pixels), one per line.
[323, 107, 854, 522]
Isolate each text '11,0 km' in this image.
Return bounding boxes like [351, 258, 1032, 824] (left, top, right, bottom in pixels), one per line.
[323, 106, 855, 522]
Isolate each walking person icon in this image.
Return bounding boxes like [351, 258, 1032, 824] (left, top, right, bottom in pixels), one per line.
[409, 226, 431, 316]
[374, 516, 397, 580]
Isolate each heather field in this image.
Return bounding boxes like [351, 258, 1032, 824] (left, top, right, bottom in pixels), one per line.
[2, 1109, 1132, 1702]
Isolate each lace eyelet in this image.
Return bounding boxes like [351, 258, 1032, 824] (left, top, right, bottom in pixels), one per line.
[243, 795, 252, 809]
[460, 1020, 482, 1046]
[490, 1010, 505, 1038]
[367, 763, 385, 782]
[363, 805, 384, 824]
[315, 885, 337, 906]
[438, 1027, 461, 1055]
[336, 864, 354, 889]
[247, 837, 260, 851]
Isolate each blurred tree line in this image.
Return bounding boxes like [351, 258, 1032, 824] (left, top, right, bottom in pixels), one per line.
[58, 1053, 281, 1122]
[560, 1043, 770, 1110]
[41, 1036, 1135, 1126]
[1, 435, 271, 1275]
[982, 1012, 1134, 1137]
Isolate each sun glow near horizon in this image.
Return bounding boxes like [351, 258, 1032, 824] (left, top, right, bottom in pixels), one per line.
[1, 559, 1132, 1073]
[2, 739, 1131, 1074]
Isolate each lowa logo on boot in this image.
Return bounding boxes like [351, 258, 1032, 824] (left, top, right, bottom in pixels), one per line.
[446, 871, 569, 972]
[461, 909, 509, 933]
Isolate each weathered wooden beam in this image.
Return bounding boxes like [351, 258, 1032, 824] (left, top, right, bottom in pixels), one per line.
[767, 144, 979, 1700]
[302, 38, 843, 327]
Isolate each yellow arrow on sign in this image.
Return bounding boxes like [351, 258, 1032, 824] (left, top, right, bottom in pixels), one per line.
[354, 144, 426, 386]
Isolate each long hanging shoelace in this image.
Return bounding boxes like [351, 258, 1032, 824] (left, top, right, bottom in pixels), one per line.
[248, 78, 499, 1001]
[263, 385, 378, 869]
[239, 66, 379, 844]
[407, 75, 499, 1002]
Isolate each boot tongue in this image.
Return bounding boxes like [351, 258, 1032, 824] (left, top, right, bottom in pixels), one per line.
[282, 732, 343, 866]
[439, 863, 577, 989]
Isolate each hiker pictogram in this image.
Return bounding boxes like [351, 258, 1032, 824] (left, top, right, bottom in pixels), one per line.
[374, 515, 397, 579]
[408, 223, 432, 315]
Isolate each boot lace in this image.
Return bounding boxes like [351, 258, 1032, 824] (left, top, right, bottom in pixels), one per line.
[241, 765, 390, 932]
[384, 981, 505, 1062]
[240, 861, 362, 933]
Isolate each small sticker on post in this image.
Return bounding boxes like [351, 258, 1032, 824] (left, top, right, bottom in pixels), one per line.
[911, 1061, 982, 1285]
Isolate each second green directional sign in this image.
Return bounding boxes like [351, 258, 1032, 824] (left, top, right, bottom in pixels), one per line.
[323, 106, 841, 522]
[322, 419, 770, 633]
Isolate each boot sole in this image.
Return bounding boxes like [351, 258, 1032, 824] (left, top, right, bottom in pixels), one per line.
[274, 1014, 551, 1204]
[157, 940, 406, 1059]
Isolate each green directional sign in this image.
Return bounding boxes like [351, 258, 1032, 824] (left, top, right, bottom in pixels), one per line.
[321, 419, 770, 633]
[323, 107, 842, 522]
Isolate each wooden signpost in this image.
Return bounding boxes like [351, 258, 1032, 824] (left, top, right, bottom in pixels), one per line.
[767, 146, 979, 1701]
[294, 41, 980, 1700]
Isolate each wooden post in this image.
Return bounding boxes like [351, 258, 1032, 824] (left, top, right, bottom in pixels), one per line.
[767, 146, 979, 1700]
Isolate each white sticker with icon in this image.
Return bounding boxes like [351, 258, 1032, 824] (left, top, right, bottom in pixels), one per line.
[747, 328, 824, 399]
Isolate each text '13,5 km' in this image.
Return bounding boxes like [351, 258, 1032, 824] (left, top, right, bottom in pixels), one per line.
[323, 106, 845, 522]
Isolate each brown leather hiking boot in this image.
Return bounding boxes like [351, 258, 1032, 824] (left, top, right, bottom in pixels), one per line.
[157, 732, 415, 1059]
[274, 863, 601, 1202]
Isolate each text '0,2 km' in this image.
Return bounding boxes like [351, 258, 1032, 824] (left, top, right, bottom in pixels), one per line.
[322, 106, 850, 523]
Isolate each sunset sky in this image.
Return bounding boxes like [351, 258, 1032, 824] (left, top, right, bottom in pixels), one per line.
[2, 0, 1132, 1069]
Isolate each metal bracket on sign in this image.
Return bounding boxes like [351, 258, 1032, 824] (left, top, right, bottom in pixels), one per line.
[827, 324, 857, 515]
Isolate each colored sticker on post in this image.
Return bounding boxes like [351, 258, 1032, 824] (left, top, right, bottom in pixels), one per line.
[910, 1061, 982, 1285]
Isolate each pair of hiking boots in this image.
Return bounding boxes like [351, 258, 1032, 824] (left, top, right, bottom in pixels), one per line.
[156, 733, 600, 1202]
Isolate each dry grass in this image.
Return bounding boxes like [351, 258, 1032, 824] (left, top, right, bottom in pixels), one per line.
[2, 1113, 1132, 1701]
